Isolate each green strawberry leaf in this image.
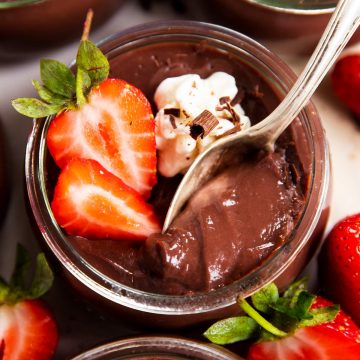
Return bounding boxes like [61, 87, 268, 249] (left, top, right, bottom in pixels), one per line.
[76, 67, 92, 107]
[284, 277, 308, 301]
[252, 282, 279, 314]
[292, 291, 315, 320]
[301, 305, 339, 327]
[0, 276, 9, 304]
[12, 98, 63, 118]
[12, 10, 108, 118]
[40, 59, 76, 98]
[26, 253, 54, 299]
[10, 244, 31, 289]
[204, 316, 258, 345]
[32, 80, 69, 106]
[76, 39, 109, 86]
[271, 291, 315, 323]
[0, 246, 54, 304]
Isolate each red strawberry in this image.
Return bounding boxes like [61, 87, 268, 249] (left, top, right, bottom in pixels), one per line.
[247, 297, 360, 360]
[0, 300, 58, 360]
[47, 78, 157, 199]
[204, 279, 360, 360]
[319, 213, 360, 325]
[51, 158, 161, 240]
[0, 245, 57, 360]
[331, 54, 360, 118]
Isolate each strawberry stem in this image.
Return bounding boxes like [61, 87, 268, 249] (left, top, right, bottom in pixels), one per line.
[239, 298, 287, 338]
[81, 9, 94, 42]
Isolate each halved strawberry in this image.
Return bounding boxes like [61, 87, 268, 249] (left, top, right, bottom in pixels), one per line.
[47, 78, 157, 199]
[51, 158, 161, 240]
[0, 300, 58, 360]
[12, 11, 157, 199]
[0, 245, 57, 360]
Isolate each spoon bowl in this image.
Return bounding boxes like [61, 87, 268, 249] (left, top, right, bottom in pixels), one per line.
[163, 0, 360, 232]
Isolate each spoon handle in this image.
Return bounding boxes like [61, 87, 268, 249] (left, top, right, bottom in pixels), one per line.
[253, 0, 360, 148]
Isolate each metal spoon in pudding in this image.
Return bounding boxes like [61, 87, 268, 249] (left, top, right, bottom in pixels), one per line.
[162, 0, 360, 232]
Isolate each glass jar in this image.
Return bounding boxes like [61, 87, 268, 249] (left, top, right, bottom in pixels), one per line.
[25, 20, 330, 328]
[70, 336, 244, 360]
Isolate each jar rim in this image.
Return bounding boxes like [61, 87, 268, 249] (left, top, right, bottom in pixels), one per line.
[25, 20, 330, 315]
[237, 0, 336, 14]
[70, 336, 244, 360]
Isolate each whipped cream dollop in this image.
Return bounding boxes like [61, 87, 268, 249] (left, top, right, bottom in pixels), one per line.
[154, 72, 251, 177]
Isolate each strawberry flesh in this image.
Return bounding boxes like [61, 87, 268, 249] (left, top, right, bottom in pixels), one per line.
[0, 300, 58, 360]
[51, 158, 161, 241]
[47, 78, 157, 199]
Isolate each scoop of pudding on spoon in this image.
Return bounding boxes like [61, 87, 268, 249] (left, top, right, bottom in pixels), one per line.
[163, 0, 360, 233]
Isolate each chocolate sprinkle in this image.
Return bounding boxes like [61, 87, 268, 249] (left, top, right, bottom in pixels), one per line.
[168, 114, 177, 129]
[164, 108, 181, 117]
[217, 97, 241, 125]
[189, 110, 219, 140]
[221, 123, 242, 137]
[219, 96, 231, 105]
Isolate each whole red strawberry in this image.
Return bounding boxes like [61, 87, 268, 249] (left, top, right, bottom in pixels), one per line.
[204, 278, 360, 360]
[320, 213, 360, 326]
[247, 296, 360, 360]
[0, 245, 58, 360]
[331, 54, 360, 118]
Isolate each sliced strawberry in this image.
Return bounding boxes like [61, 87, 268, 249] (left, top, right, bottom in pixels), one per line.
[47, 78, 157, 199]
[0, 300, 58, 360]
[247, 297, 360, 360]
[51, 158, 161, 240]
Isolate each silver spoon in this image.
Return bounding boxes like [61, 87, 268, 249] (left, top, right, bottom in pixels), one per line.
[163, 0, 360, 233]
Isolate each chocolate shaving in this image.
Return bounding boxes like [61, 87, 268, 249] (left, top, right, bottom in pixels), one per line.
[231, 88, 245, 106]
[189, 110, 219, 140]
[219, 96, 231, 105]
[221, 123, 241, 137]
[182, 109, 190, 119]
[216, 97, 241, 126]
[168, 114, 177, 129]
[164, 108, 181, 117]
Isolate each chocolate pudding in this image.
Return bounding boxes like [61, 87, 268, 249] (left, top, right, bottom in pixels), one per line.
[48, 42, 310, 295]
[26, 22, 330, 326]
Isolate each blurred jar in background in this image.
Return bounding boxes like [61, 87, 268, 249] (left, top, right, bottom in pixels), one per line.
[187, 0, 359, 53]
[0, 0, 123, 53]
